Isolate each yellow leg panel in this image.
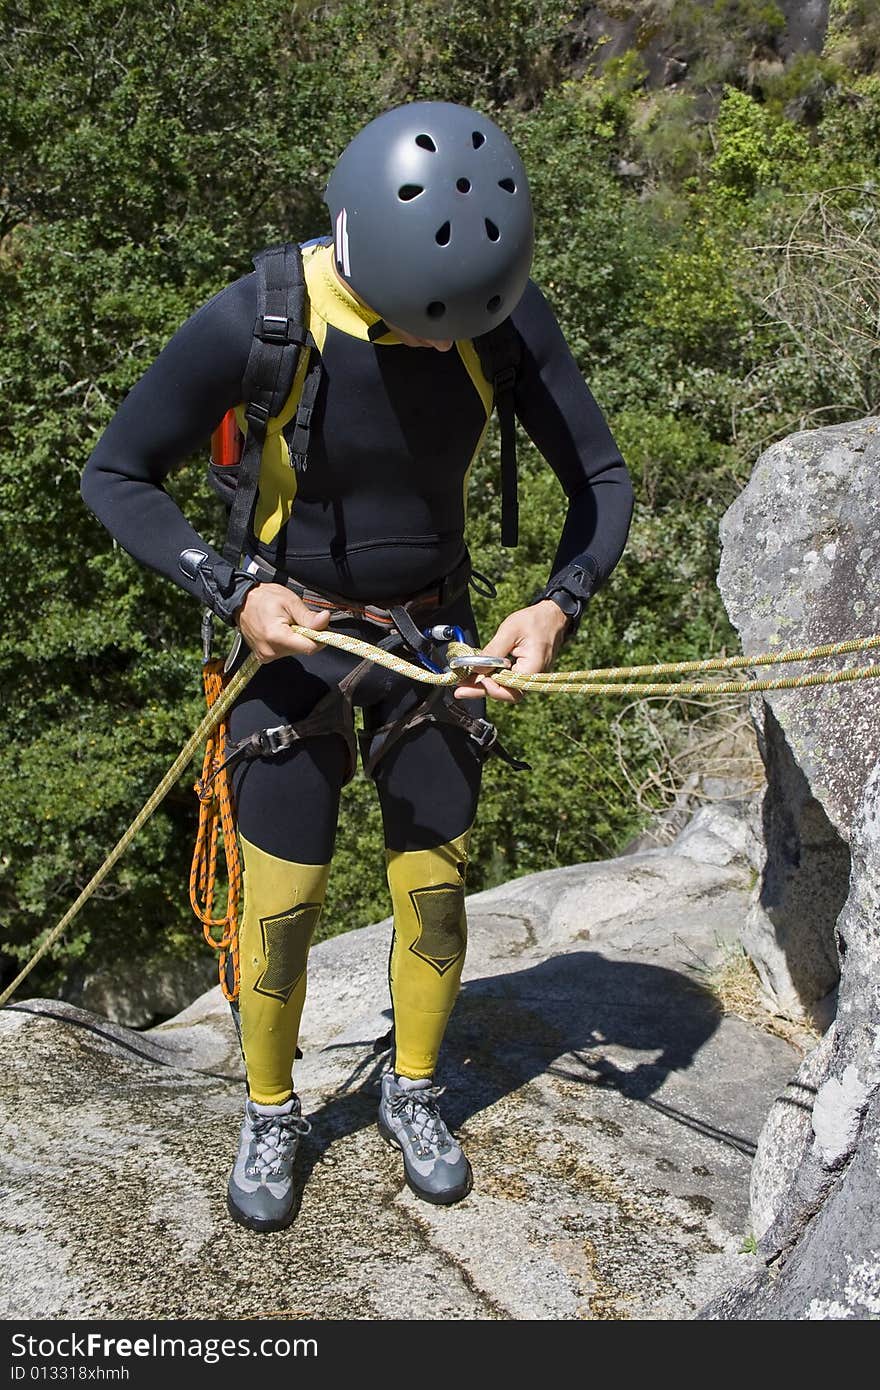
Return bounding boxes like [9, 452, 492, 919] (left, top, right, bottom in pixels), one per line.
[238, 834, 331, 1105]
[385, 829, 471, 1081]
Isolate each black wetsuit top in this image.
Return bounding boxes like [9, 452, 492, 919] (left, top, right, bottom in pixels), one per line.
[81, 241, 632, 611]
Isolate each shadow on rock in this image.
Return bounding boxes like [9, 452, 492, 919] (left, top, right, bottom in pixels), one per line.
[445, 951, 756, 1153]
[293, 948, 752, 1191]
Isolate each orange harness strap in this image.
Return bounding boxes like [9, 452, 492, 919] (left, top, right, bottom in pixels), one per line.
[189, 657, 242, 1002]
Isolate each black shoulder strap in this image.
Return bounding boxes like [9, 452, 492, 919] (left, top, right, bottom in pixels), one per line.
[222, 243, 309, 567]
[474, 318, 522, 548]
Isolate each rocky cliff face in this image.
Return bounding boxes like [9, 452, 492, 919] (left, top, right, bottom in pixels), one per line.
[710, 416, 880, 1319]
[567, 1, 830, 86]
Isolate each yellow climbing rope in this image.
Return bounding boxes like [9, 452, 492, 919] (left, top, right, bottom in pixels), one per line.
[3, 627, 879, 1008]
[284, 628, 880, 698]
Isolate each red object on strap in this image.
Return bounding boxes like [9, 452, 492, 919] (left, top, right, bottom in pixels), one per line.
[211, 410, 243, 467]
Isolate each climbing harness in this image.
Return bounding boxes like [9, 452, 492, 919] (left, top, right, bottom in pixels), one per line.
[5, 626, 880, 1011]
[213, 564, 530, 791]
[231, 552, 523, 764]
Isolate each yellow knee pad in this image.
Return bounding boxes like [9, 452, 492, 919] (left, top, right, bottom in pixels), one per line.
[385, 829, 471, 1081]
[238, 834, 331, 1105]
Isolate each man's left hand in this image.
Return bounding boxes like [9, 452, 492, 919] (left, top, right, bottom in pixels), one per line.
[452, 599, 570, 704]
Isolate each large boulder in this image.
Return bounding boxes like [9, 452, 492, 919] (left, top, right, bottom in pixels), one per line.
[62, 953, 219, 1029]
[718, 416, 880, 1018]
[711, 416, 880, 1318]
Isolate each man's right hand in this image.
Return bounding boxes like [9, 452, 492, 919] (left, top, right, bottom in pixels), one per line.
[234, 582, 332, 663]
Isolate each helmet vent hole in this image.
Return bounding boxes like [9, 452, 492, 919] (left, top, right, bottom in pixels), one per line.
[498, 177, 516, 193]
[415, 134, 437, 152]
[435, 221, 451, 246]
[485, 218, 500, 241]
[398, 184, 424, 202]
[456, 177, 471, 193]
[426, 301, 446, 320]
[472, 131, 486, 149]
[486, 294, 502, 313]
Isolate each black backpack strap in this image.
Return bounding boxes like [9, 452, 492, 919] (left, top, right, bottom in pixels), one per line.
[222, 243, 310, 567]
[474, 318, 522, 548]
[288, 355, 323, 472]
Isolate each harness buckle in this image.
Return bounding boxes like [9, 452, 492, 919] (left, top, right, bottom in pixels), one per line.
[256, 724, 292, 757]
[493, 365, 517, 394]
[470, 719, 499, 753]
[260, 314, 300, 345]
[201, 609, 215, 664]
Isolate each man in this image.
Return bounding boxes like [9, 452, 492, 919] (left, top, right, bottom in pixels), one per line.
[81, 101, 633, 1231]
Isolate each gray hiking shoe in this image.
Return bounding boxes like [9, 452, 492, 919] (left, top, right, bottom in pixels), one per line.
[378, 1073, 472, 1205]
[227, 1094, 311, 1232]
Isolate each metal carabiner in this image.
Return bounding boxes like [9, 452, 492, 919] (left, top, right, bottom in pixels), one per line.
[417, 624, 466, 674]
[425, 623, 467, 645]
[423, 624, 512, 673]
[447, 654, 512, 672]
[416, 652, 446, 674]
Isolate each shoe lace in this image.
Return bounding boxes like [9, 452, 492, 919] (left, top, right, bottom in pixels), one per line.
[391, 1085, 452, 1155]
[249, 1109, 311, 1176]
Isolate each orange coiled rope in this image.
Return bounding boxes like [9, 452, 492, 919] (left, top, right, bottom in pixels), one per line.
[189, 658, 243, 1002]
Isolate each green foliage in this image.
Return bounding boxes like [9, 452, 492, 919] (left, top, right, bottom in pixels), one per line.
[1, 0, 878, 1005]
[631, 90, 708, 187]
[817, 75, 880, 181]
[644, 221, 748, 363]
[712, 86, 811, 198]
[511, 81, 644, 363]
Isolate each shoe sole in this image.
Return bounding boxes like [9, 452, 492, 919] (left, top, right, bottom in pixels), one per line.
[226, 1188, 295, 1234]
[377, 1115, 473, 1206]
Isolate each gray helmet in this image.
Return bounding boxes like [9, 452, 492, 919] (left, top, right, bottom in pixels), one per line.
[325, 101, 534, 340]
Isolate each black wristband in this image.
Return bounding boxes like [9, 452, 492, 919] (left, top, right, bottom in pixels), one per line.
[530, 557, 599, 640]
[543, 587, 582, 636]
[178, 548, 260, 626]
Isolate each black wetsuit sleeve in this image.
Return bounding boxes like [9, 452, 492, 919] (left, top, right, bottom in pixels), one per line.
[80, 273, 258, 611]
[511, 279, 633, 596]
